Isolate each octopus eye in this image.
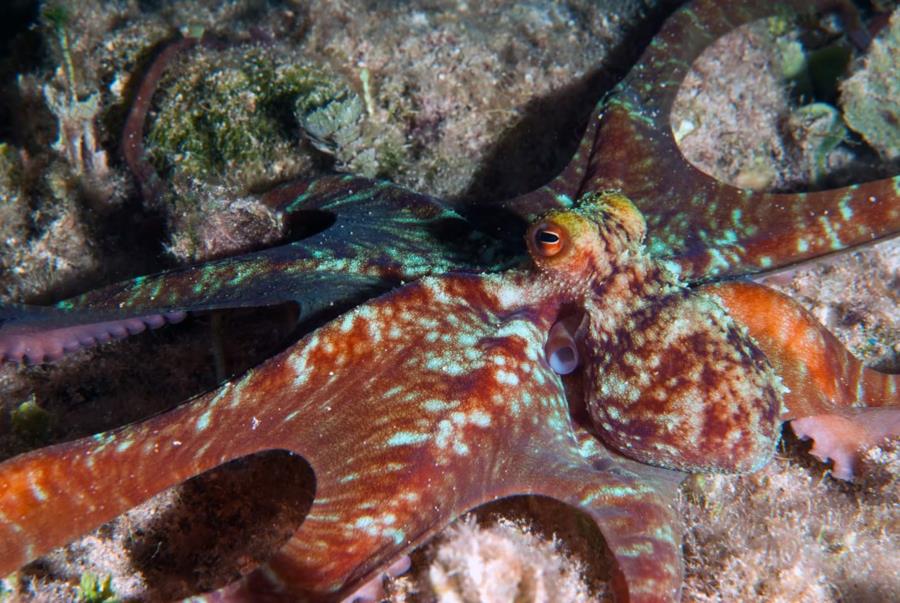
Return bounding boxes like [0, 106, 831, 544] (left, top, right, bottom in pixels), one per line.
[534, 225, 564, 257]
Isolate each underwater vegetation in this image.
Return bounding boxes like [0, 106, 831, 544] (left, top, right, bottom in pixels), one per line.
[840, 8, 900, 161]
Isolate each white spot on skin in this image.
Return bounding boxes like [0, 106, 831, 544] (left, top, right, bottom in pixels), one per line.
[435, 420, 453, 449]
[495, 369, 520, 386]
[453, 441, 470, 455]
[339, 313, 356, 333]
[494, 281, 527, 309]
[386, 431, 430, 446]
[469, 410, 491, 427]
[196, 410, 212, 433]
[423, 399, 458, 412]
[28, 475, 48, 502]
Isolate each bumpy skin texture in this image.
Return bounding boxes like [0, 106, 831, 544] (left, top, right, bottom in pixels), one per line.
[0, 1, 898, 602]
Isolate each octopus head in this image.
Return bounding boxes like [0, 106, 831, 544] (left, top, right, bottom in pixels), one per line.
[526, 191, 646, 291]
[529, 192, 647, 377]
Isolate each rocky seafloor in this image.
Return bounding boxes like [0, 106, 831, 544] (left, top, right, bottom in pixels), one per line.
[0, 1, 897, 601]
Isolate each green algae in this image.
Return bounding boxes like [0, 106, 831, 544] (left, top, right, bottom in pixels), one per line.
[787, 102, 847, 182]
[76, 573, 117, 603]
[146, 44, 369, 190]
[10, 396, 53, 445]
[841, 9, 900, 161]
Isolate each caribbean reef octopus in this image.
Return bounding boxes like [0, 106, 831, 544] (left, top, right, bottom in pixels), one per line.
[0, 0, 898, 601]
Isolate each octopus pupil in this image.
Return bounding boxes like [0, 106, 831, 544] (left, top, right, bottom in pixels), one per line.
[539, 231, 559, 244]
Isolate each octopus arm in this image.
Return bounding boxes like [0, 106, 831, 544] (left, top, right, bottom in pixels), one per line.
[503, 0, 899, 281]
[593, 0, 899, 281]
[705, 280, 899, 479]
[0, 177, 496, 365]
[0, 306, 188, 364]
[791, 410, 900, 480]
[521, 427, 686, 603]
[0, 277, 433, 588]
[0, 270, 689, 602]
[0, 371, 282, 576]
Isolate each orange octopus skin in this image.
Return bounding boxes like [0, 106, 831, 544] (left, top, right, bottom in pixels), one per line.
[708, 281, 899, 480]
[0, 0, 897, 601]
[1, 190, 895, 602]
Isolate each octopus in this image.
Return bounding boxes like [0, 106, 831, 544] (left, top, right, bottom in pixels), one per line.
[0, 0, 898, 601]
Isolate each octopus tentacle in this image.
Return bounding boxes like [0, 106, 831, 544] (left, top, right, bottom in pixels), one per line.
[122, 33, 202, 203]
[582, 0, 898, 281]
[705, 281, 898, 415]
[0, 25, 506, 367]
[505, 0, 899, 281]
[0, 309, 186, 364]
[591, 1, 896, 279]
[0, 376, 270, 574]
[791, 410, 900, 480]
[0, 269, 574, 600]
[187, 274, 570, 601]
[706, 280, 900, 479]
[524, 431, 685, 603]
[0, 177, 496, 365]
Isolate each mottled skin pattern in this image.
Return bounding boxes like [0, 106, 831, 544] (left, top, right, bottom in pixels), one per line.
[0, 1, 898, 602]
[506, 0, 899, 282]
[0, 195, 690, 602]
[0, 176, 497, 364]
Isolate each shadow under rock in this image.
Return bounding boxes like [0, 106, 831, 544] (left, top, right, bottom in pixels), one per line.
[129, 450, 315, 600]
[459, 68, 604, 209]
[456, 0, 681, 228]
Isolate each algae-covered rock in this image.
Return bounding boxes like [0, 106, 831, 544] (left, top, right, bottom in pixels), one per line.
[785, 102, 847, 182]
[0, 144, 27, 249]
[841, 9, 900, 161]
[671, 18, 799, 191]
[164, 182, 284, 262]
[429, 517, 596, 603]
[671, 15, 868, 192]
[0, 143, 100, 301]
[146, 43, 370, 191]
[143, 42, 388, 262]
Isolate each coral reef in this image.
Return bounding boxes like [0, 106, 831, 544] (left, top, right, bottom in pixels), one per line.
[144, 43, 365, 189]
[428, 517, 595, 603]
